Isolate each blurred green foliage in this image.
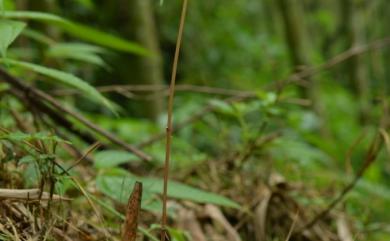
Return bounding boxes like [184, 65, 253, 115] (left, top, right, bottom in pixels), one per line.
[0, 0, 389, 240]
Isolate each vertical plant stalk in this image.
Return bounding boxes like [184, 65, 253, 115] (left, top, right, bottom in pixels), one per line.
[161, 0, 188, 240]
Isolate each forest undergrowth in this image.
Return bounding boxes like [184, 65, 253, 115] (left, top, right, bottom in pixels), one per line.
[1, 0, 390, 241]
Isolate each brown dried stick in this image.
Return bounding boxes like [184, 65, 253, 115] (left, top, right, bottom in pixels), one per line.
[0, 188, 70, 201]
[161, 0, 188, 240]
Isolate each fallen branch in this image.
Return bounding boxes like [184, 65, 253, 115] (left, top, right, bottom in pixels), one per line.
[0, 68, 151, 161]
[0, 188, 70, 201]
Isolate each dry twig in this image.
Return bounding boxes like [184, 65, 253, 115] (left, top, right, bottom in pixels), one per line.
[0, 188, 70, 201]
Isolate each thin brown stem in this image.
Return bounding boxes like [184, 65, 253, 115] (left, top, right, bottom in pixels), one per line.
[161, 0, 188, 240]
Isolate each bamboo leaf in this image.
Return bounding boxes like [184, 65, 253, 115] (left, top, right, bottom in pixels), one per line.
[96, 175, 240, 209]
[94, 150, 138, 169]
[47, 42, 108, 67]
[1, 59, 114, 110]
[0, 19, 26, 57]
[2, 11, 149, 55]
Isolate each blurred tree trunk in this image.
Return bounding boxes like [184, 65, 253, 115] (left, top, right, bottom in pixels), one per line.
[276, 0, 326, 135]
[276, 0, 316, 101]
[118, 0, 164, 121]
[340, 0, 370, 123]
[15, 0, 27, 10]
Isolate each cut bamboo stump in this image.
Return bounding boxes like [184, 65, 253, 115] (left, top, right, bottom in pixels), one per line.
[122, 182, 143, 241]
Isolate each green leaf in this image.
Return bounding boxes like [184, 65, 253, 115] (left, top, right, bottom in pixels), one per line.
[21, 29, 55, 45]
[18, 155, 35, 164]
[167, 227, 189, 241]
[0, 19, 26, 57]
[49, 42, 106, 54]
[60, 21, 149, 56]
[94, 150, 137, 169]
[0, 131, 67, 143]
[2, 11, 149, 55]
[145, 177, 240, 208]
[270, 138, 331, 167]
[23, 162, 40, 187]
[47, 42, 108, 67]
[2, 11, 63, 22]
[1, 59, 114, 111]
[96, 175, 240, 209]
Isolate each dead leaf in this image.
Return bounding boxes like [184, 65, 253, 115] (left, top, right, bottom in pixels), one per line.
[177, 207, 207, 241]
[204, 204, 241, 241]
[337, 214, 354, 241]
[253, 187, 272, 241]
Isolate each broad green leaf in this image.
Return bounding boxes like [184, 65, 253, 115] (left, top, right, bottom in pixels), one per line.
[60, 20, 148, 55]
[210, 99, 236, 116]
[94, 150, 137, 169]
[144, 177, 240, 208]
[47, 42, 107, 67]
[96, 175, 240, 209]
[2, 11, 149, 55]
[95, 173, 161, 213]
[167, 227, 189, 241]
[49, 42, 106, 54]
[0, 19, 26, 57]
[270, 138, 331, 166]
[23, 162, 40, 187]
[1, 59, 114, 111]
[2, 11, 63, 22]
